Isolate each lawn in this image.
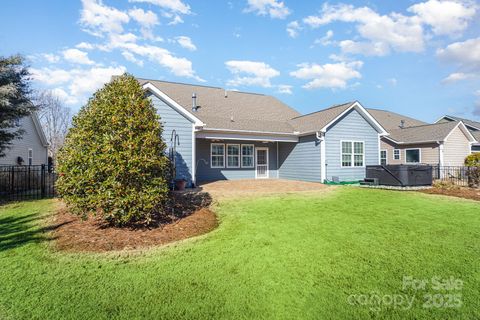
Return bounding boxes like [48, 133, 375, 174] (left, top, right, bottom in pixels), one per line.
[0, 188, 479, 319]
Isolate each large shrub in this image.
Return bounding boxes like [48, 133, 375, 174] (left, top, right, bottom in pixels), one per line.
[464, 153, 480, 188]
[56, 74, 170, 226]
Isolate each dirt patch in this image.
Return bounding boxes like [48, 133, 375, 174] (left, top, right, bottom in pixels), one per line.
[51, 192, 217, 253]
[420, 187, 480, 202]
[199, 179, 330, 199]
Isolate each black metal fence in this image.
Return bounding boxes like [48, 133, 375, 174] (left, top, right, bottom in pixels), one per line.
[0, 165, 57, 201]
[432, 166, 479, 187]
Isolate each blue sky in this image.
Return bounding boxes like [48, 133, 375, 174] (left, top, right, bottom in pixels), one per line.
[1, 0, 479, 122]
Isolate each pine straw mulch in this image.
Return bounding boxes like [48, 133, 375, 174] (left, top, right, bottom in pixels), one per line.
[51, 191, 218, 253]
[419, 186, 480, 202]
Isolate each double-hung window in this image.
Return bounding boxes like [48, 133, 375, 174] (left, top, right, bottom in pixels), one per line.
[393, 149, 400, 160]
[341, 141, 364, 167]
[241, 144, 254, 168]
[226, 144, 240, 168]
[211, 143, 225, 168]
[380, 150, 387, 165]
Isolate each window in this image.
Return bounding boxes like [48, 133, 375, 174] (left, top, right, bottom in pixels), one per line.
[393, 149, 400, 160]
[241, 144, 254, 168]
[211, 143, 224, 168]
[226, 144, 240, 168]
[341, 141, 364, 167]
[28, 149, 33, 166]
[405, 149, 420, 163]
[380, 150, 387, 166]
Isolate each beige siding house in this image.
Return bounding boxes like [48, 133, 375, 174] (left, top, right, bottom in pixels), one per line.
[436, 115, 480, 153]
[0, 113, 48, 166]
[368, 109, 476, 166]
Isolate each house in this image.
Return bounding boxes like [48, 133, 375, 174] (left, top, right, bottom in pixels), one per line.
[368, 109, 476, 166]
[0, 113, 49, 166]
[436, 115, 480, 153]
[138, 79, 388, 186]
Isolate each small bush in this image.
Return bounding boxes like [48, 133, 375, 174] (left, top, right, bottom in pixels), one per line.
[432, 180, 459, 190]
[56, 74, 170, 226]
[464, 153, 480, 188]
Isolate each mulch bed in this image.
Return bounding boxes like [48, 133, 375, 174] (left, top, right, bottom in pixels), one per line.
[419, 187, 480, 202]
[51, 191, 218, 253]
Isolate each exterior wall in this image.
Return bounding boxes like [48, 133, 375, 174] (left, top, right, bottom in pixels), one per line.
[380, 139, 440, 165]
[196, 139, 278, 181]
[148, 93, 194, 185]
[278, 135, 321, 182]
[325, 109, 379, 181]
[443, 126, 472, 166]
[0, 116, 47, 165]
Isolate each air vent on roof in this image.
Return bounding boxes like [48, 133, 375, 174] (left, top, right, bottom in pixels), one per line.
[400, 120, 405, 129]
[224, 90, 228, 98]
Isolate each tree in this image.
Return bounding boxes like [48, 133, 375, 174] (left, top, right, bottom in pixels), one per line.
[464, 153, 480, 188]
[0, 55, 36, 157]
[56, 74, 170, 227]
[35, 90, 71, 163]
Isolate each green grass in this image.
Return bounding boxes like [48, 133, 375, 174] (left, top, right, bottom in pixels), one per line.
[0, 188, 479, 319]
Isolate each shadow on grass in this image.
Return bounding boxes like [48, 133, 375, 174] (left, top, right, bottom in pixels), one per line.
[0, 208, 71, 252]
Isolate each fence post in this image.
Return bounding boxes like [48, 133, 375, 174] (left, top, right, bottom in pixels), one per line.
[10, 166, 14, 199]
[41, 164, 46, 198]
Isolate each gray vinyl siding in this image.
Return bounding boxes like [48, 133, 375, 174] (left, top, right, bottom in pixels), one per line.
[0, 115, 47, 165]
[196, 139, 278, 181]
[325, 109, 379, 181]
[278, 135, 321, 182]
[148, 93, 194, 185]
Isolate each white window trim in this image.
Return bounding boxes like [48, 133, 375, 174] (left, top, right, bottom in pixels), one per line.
[393, 149, 401, 160]
[405, 148, 421, 164]
[380, 149, 387, 165]
[340, 140, 365, 168]
[28, 148, 33, 166]
[241, 144, 255, 168]
[226, 144, 240, 168]
[210, 143, 225, 168]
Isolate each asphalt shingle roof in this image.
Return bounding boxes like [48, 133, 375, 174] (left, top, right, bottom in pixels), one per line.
[366, 109, 427, 130]
[387, 121, 459, 143]
[138, 78, 300, 133]
[287, 102, 355, 133]
[442, 115, 480, 130]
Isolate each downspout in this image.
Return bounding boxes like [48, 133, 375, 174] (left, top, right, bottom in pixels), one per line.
[316, 131, 326, 183]
[276, 141, 279, 179]
[438, 141, 444, 179]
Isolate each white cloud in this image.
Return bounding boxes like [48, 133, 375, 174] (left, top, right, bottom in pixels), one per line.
[286, 21, 301, 38]
[290, 61, 363, 89]
[62, 48, 95, 65]
[339, 40, 390, 57]
[314, 30, 334, 46]
[128, 8, 159, 39]
[442, 72, 476, 83]
[50, 88, 79, 105]
[121, 51, 144, 66]
[303, 3, 425, 56]
[408, 0, 477, 36]
[176, 36, 197, 51]
[388, 78, 397, 86]
[79, 0, 130, 37]
[437, 37, 480, 82]
[225, 60, 280, 87]
[277, 84, 292, 94]
[129, 0, 191, 14]
[42, 53, 61, 63]
[245, 0, 290, 19]
[75, 42, 95, 50]
[31, 65, 127, 105]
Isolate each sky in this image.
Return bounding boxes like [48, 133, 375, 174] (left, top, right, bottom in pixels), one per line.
[1, 0, 479, 123]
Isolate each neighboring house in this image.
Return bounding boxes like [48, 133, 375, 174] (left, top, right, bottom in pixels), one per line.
[0, 113, 49, 166]
[138, 78, 388, 186]
[436, 115, 480, 153]
[369, 109, 476, 166]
